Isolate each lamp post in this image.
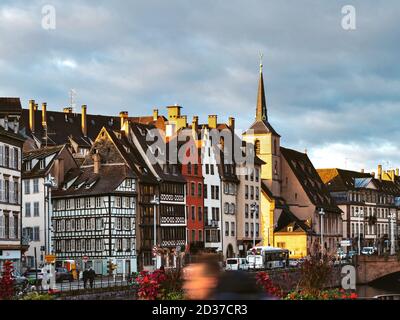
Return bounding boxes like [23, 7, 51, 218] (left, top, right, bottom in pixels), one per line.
[150, 195, 160, 269]
[355, 207, 364, 255]
[44, 175, 56, 255]
[389, 212, 396, 255]
[250, 203, 258, 248]
[318, 208, 325, 256]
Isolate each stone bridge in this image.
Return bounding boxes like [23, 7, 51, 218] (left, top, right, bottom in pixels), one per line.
[356, 255, 400, 284]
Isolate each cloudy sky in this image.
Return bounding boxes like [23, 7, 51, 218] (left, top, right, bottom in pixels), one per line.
[1, 0, 399, 172]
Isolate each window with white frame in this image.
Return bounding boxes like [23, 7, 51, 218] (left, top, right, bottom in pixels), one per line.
[116, 197, 122, 208]
[33, 179, 39, 193]
[24, 180, 30, 195]
[95, 239, 103, 251]
[96, 218, 104, 230]
[116, 238, 122, 251]
[115, 217, 122, 230]
[96, 197, 102, 208]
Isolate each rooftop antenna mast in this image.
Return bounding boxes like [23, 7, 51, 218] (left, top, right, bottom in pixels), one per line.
[69, 89, 77, 114]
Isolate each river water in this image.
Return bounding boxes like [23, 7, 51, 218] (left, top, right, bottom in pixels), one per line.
[356, 272, 400, 298]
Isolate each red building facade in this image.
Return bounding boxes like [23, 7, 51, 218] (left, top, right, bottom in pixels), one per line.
[182, 147, 205, 254]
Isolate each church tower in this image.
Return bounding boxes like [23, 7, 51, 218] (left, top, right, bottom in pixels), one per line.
[243, 58, 281, 197]
[242, 58, 282, 247]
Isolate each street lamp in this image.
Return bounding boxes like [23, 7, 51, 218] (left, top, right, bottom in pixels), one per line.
[44, 175, 56, 255]
[250, 203, 258, 248]
[388, 212, 396, 255]
[355, 207, 364, 255]
[150, 195, 160, 269]
[318, 208, 325, 256]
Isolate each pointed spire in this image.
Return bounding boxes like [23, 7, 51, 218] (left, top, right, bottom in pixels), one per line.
[256, 53, 267, 122]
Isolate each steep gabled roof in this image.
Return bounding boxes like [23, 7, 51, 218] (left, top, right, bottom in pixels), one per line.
[318, 168, 400, 196]
[53, 164, 135, 197]
[0, 98, 22, 115]
[275, 206, 313, 234]
[22, 145, 71, 179]
[280, 147, 341, 213]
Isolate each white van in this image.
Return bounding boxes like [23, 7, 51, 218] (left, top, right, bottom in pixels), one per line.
[225, 258, 249, 271]
[361, 247, 376, 255]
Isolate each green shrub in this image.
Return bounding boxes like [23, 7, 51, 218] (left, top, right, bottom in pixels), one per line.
[20, 292, 55, 300]
[163, 291, 185, 300]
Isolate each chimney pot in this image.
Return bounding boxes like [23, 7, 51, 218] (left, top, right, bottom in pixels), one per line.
[81, 105, 87, 137]
[29, 100, 36, 133]
[153, 109, 159, 121]
[208, 115, 217, 129]
[93, 151, 101, 174]
[119, 111, 129, 132]
[42, 103, 47, 127]
[378, 164, 382, 180]
[228, 117, 235, 130]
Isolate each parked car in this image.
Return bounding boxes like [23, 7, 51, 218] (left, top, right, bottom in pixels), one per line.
[336, 249, 346, 260]
[361, 247, 376, 255]
[346, 250, 357, 259]
[23, 268, 44, 285]
[55, 267, 73, 283]
[288, 259, 301, 268]
[225, 258, 249, 271]
[0, 271, 28, 288]
[11, 271, 28, 287]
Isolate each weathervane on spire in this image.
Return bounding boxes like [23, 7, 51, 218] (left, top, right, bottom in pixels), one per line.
[259, 52, 263, 73]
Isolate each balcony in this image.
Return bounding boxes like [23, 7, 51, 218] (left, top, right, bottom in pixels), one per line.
[205, 220, 219, 228]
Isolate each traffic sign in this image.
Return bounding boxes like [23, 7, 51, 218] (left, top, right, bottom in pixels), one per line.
[340, 240, 351, 247]
[45, 254, 56, 264]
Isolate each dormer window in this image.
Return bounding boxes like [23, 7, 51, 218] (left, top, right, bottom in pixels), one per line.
[25, 161, 32, 171]
[39, 159, 45, 170]
[287, 226, 294, 232]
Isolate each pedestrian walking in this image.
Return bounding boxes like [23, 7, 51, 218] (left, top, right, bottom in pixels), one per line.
[88, 267, 96, 289]
[83, 268, 89, 289]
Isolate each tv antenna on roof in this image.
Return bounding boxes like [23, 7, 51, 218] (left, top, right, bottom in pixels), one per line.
[69, 89, 77, 114]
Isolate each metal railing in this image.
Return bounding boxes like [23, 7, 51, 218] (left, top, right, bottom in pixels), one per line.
[18, 274, 135, 297]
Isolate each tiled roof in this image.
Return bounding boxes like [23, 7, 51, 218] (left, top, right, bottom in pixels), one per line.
[318, 168, 400, 195]
[0, 98, 22, 115]
[53, 164, 134, 197]
[280, 147, 341, 213]
[275, 206, 313, 234]
[244, 120, 280, 136]
[20, 108, 167, 149]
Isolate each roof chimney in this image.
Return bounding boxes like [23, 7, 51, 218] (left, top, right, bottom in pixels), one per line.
[371, 172, 375, 178]
[208, 115, 217, 129]
[81, 105, 87, 137]
[153, 109, 159, 121]
[396, 168, 399, 177]
[34, 103, 38, 111]
[29, 100, 35, 133]
[390, 170, 395, 182]
[360, 169, 364, 173]
[93, 151, 101, 174]
[119, 111, 129, 131]
[41, 102, 47, 128]
[378, 164, 382, 180]
[192, 116, 199, 139]
[228, 117, 235, 130]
